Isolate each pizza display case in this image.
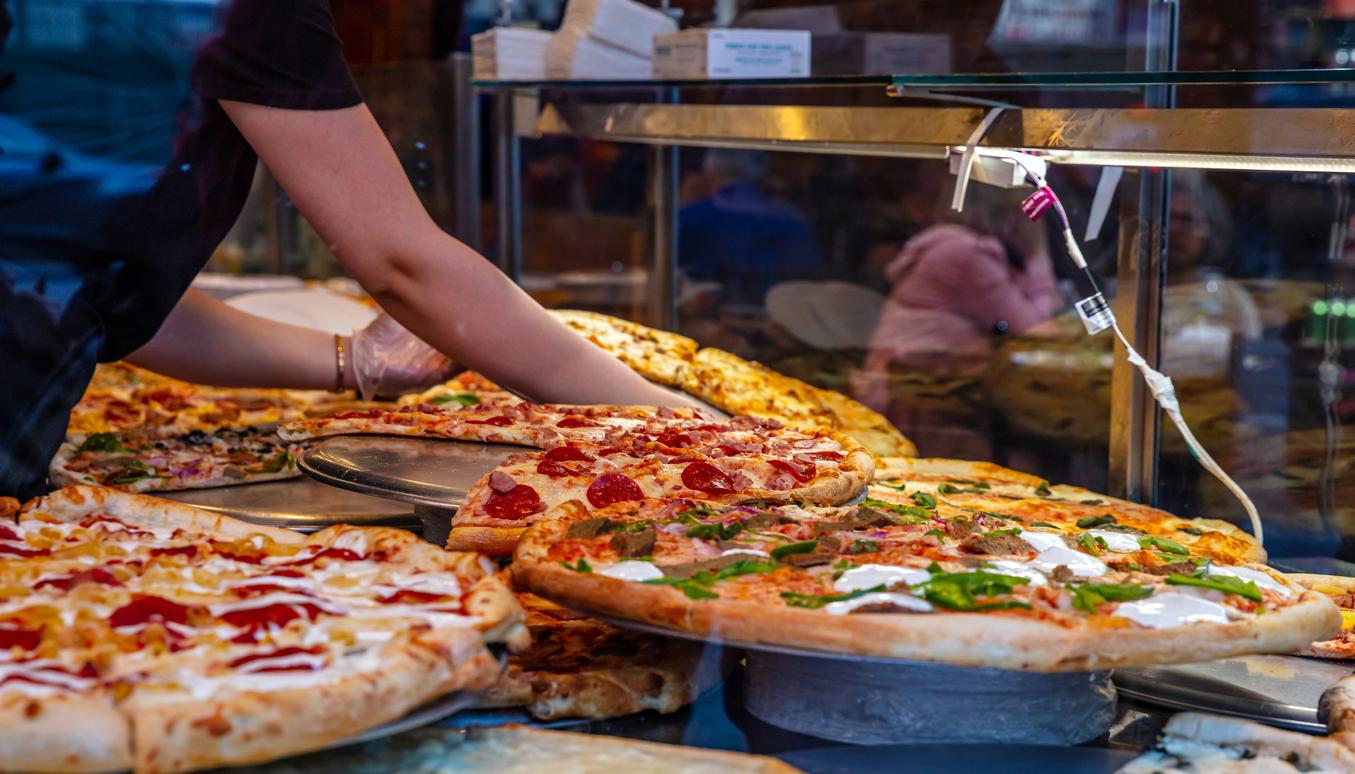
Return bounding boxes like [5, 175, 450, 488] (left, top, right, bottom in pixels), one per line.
[19, 4, 1355, 772]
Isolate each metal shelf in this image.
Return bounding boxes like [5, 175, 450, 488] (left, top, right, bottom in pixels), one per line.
[532, 103, 1355, 173]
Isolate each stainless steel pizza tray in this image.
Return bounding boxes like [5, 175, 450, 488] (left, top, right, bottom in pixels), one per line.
[296, 436, 524, 509]
[1114, 654, 1353, 733]
[160, 477, 418, 532]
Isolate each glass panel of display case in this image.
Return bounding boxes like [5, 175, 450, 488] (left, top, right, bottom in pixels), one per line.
[1156, 169, 1355, 568]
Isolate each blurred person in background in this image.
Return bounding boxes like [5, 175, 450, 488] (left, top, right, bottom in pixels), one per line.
[862, 183, 1061, 370]
[679, 149, 823, 310]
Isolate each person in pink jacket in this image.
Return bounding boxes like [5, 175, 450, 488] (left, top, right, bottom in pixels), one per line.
[855, 186, 1063, 415]
[870, 203, 1061, 360]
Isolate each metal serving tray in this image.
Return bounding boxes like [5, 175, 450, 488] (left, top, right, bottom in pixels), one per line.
[297, 436, 523, 509]
[1114, 654, 1353, 733]
[161, 477, 417, 532]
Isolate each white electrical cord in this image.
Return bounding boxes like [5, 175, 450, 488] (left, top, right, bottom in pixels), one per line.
[955, 148, 1265, 546]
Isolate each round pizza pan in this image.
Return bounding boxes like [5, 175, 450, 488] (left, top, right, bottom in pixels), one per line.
[296, 436, 523, 509]
[161, 477, 418, 532]
[1113, 654, 1352, 733]
[778, 743, 1136, 774]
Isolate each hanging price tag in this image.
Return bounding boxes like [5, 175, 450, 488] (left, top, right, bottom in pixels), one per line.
[1075, 293, 1115, 334]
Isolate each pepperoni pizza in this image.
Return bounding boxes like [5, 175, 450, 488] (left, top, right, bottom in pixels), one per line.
[0, 486, 526, 774]
[446, 416, 874, 555]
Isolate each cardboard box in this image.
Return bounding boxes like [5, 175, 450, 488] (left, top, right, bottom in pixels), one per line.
[812, 33, 950, 76]
[653, 28, 811, 80]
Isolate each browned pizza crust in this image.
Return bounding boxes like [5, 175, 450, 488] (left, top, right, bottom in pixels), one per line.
[3, 487, 529, 774]
[874, 456, 1267, 565]
[127, 627, 500, 774]
[445, 525, 529, 556]
[475, 592, 711, 720]
[26, 485, 307, 545]
[513, 502, 1338, 672]
[1120, 712, 1355, 772]
[0, 692, 132, 773]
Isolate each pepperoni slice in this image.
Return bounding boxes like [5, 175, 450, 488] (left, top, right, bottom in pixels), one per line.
[35, 568, 122, 592]
[556, 415, 600, 428]
[769, 458, 818, 483]
[110, 596, 194, 629]
[468, 415, 513, 426]
[681, 461, 737, 494]
[0, 624, 41, 651]
[536, 445, 597, 478]
[543, 445, 594, 462]
[537, 460, 587, 478]
[483, 485, 543, 520]
[586, 473, 645, 508]
[656, 431, 695, 449]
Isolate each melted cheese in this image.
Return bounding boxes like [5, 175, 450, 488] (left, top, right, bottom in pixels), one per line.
[1111, 592, 1230, 629]
[982, 560, 1048, 587]
[833, 564, 930, 593]
[1028, 546, 1109, 578]
[598, 561, 663, 582]
[824, 592, 932, 615]
[1084, 530, 1141, 553]
[1017, 530, 1067, 553]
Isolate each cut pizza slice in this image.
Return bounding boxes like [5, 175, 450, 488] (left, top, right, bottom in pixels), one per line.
[512, 498, 1336, 671]
[476, 590, 716, 720]
[553, 309, 699, 388]
[446, 420, 874, 556]
[1288, 573, 1355, 659]
[0, 486, 527, 774]
[1118, 712, 1355, 773]
[50, 427, 303, 492]
[870, 456, 1265, 566]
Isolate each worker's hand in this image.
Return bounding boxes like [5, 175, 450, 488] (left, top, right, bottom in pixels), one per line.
[351, 313, 460, 400]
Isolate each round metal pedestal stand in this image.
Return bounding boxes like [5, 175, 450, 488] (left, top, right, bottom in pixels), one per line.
[162, 477, 418, 532]
[296, 436, 523, 542]
[743, 651, 1116, 745]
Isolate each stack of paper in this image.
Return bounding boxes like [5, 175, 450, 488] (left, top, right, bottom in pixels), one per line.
[544, 0, 676, 80]
[472, 28, 553, 81]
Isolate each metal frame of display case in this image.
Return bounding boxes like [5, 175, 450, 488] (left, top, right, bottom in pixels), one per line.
[468, 66, 1355, 509]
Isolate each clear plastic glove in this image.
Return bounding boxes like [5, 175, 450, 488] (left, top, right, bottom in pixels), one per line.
[351, 313, 460, 400]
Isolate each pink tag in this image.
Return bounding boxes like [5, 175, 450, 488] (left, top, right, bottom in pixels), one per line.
[1021, 188, 1055, 221]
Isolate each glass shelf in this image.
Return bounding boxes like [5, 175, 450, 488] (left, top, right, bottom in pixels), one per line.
[894, 68, 1355, 90]
[471, 74, 890, 90]
[474, 68, 1355, 93]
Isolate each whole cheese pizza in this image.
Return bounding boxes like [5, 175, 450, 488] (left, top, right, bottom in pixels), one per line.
[512, 495, 1334, 671]
[476, 590, 713, 720]
[0, 486, 526, 774]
